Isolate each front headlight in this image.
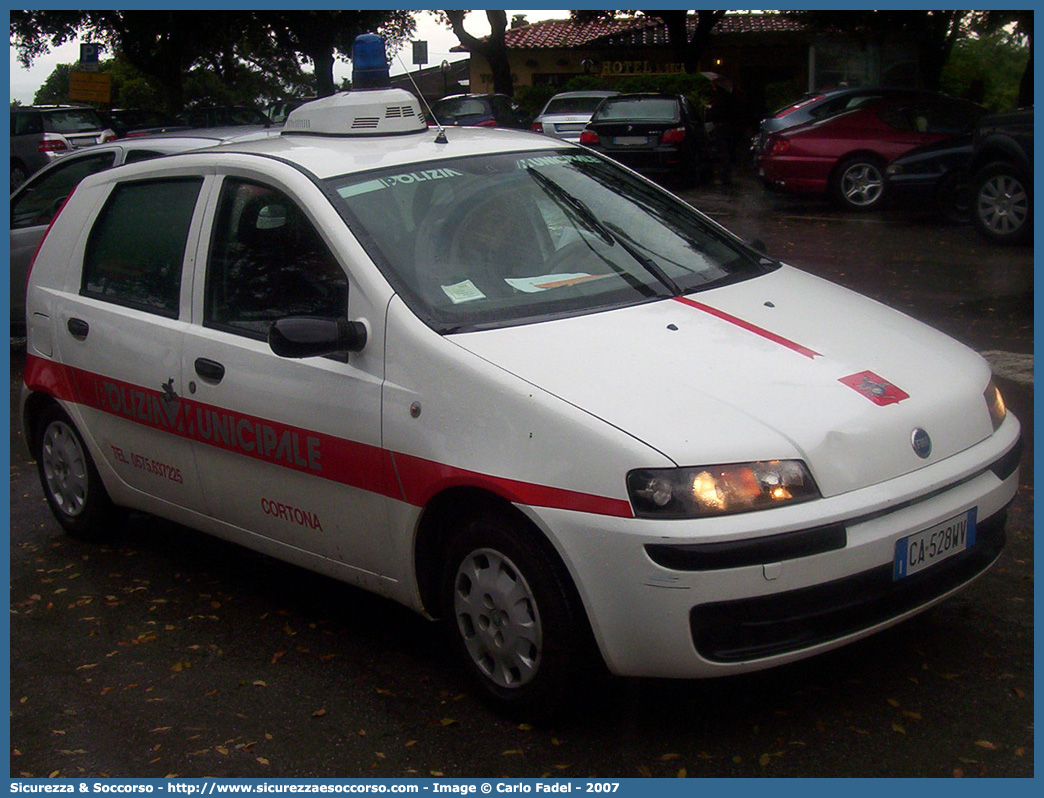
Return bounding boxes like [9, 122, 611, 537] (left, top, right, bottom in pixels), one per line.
[627, 460, 821, 519]
[985, 379, 1007, 431]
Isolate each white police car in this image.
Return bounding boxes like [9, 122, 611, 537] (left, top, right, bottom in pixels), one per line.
[21, 36, 1021, 715]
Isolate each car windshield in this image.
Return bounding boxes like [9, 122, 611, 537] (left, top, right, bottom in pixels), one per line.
[593, 98, 679, 123]
[544, 96, 608, 115]
[43, 109, 106, 133]
[327, 149, 770, 332]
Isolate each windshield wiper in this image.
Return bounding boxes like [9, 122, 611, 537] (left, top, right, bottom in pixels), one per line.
[526, 168, 680, 295]
[601, 221, 682, 295]
[526, 168, 615, 246]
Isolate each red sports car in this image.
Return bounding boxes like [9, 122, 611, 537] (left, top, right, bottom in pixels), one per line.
[757, 96, 983, 211]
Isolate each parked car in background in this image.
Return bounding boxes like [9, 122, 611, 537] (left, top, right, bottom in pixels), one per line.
[98, 108, 178, 139]
[530, 90, 619, 143]
[968, 107, 1033, 244]
[580, 93, 710, 183]
[757, 94, 983, 211]
[10, 126, 281, 334]
[751, 87, 938, 158]
[10, 105, 116, 191]
[265, 98, 315, 124]
[175, 105, 274, 128]
[885, 135, 974, 224]
[428, 93, 529, 129]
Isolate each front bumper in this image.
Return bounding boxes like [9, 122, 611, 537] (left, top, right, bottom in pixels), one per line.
[524, 416, 1020, 679]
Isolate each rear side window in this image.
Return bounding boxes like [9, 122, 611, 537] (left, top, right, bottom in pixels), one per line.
[82, 178, 203, 317]
[12, 112, 44, 136]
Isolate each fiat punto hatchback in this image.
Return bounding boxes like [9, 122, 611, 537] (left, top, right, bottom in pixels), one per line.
[22, 37, 1021, 716]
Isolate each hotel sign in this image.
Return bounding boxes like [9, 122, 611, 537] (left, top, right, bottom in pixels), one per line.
[600, 61, 686, 76]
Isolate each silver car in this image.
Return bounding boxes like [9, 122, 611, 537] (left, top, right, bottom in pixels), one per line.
[10, 105, 117, 191]
[530, 90, 620, 143]
[10, 127, 280, 333]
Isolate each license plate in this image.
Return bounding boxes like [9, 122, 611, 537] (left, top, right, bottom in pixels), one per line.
[894, 509, 977, 580]
[614, 136, 648, 146]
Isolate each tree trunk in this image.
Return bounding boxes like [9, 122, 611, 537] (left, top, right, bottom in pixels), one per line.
[311, 48, 336, 97]
[446, 10, 514, 97]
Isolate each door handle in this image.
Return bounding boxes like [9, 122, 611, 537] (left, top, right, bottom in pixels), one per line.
[194, 358, 225, 384]
[67, 318, 89, 340]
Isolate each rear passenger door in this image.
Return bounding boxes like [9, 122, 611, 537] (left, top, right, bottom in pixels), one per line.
[181, 174, 395, 581]
[51, 175, 211, 512]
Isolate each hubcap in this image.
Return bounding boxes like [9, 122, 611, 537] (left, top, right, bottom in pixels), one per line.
[978, 175, 1028, 235]
[454, 548, 542, 689]
[41, 421, 89, 517]
[842, 163, 883, 207]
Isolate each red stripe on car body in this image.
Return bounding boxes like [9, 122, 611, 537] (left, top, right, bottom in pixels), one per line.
[673, 296, 822, 360]
[23, 354, 633, 519]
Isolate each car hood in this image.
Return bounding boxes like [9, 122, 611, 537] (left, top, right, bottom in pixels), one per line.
[450, 266, 994, 498]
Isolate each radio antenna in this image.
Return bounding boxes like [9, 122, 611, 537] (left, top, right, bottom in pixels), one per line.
[395, 51, 448, 144]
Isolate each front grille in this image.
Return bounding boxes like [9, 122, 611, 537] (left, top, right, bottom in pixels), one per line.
[690, 508, 1008, 663]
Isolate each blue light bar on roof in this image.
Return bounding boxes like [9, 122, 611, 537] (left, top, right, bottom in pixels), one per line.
[352, 33, 390, 90]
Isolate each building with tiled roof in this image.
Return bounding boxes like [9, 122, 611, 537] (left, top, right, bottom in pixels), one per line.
[460, 12, 918, 121]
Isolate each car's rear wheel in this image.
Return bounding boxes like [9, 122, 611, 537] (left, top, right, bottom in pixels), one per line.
[35, 404, 120, 540]
[971, 161, 1032, 244]
[440, 508, 588, 718]
[833, 155, 886, 211]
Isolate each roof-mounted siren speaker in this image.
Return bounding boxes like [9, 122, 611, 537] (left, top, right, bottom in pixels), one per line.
[352, 33, 391, 90]
[283, 34, 425, 136]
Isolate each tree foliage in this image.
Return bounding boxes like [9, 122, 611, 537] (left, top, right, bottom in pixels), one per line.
[10, 10, 418, 111]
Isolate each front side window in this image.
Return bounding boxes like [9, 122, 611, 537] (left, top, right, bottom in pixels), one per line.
[205, 179, 348, 339]
[328, 149, 769, 332]
[12, 150, 116, 230]
[82, 178, 202, 317]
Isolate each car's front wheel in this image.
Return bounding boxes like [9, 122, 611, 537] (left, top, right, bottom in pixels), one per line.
[34, 404, 120, 540]
[440, 508, 589, 718]
[833, 155, 886, 211]
[971, 161, 1032, 244]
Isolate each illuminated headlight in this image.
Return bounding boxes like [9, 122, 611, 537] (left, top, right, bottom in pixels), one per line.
[985, 379, 1007, 431]
[627, 460, 820, 519]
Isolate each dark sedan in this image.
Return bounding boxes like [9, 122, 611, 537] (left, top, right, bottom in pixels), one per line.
[885, 135, 973, 223]
[579, 93, 709, 183]
[428, 93, 528, 129]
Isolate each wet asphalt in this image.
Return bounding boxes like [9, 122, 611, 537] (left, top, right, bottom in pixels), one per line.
[8, 167, 1033, 778]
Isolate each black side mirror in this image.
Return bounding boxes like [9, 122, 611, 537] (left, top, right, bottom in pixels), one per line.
[269, 317, 367, 358]
[747, 238, 768, 255]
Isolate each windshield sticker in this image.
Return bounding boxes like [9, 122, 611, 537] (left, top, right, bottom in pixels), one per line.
[441, 279, 487, 304]
[516, 154, 601, 170]
[338, 168, 464, 199]
[505, 273, 608, 293]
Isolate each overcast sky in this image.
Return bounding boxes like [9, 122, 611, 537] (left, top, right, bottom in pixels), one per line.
[8, 10, 570, 105]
